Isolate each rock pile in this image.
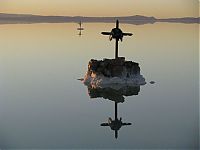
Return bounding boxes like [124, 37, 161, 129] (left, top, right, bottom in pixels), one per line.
[86, 57, 140, 78]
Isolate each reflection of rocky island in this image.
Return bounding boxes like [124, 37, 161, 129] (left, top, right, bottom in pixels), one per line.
[88, 84, 140, 103]
[87, 85, 140, 138]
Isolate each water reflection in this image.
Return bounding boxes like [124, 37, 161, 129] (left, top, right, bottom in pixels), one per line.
[78, 30, 82, 36]
[87, 85, 140, 139]
[100, 102, 132, 139]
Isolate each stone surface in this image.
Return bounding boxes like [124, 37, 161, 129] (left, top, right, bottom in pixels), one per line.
[87, 57, 140, 78]
[83, 57, 146, 87]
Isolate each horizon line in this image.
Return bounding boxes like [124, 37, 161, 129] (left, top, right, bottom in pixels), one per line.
[0, 12, 199, 19]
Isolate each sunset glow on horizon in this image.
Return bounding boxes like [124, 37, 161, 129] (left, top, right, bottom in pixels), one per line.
[0, 0, 199, 18]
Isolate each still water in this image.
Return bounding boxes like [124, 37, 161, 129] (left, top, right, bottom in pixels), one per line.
[0, 22, 199, 149]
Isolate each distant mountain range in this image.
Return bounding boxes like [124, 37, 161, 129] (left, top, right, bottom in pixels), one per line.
[0, 13, 199, 25]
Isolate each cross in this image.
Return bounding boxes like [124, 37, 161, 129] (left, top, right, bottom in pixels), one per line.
[101, 20, 133, 59]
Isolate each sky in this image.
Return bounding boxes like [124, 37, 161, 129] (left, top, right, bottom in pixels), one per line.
[0, 0, 199, 18]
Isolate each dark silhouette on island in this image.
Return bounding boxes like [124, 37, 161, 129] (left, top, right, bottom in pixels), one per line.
[102, 20, 132, 59]
[87, 85, 140, 139]
[0, 13, 199, 25]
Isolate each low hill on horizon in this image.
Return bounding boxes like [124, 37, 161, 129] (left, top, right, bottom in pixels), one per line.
[0, 13, 199, 25]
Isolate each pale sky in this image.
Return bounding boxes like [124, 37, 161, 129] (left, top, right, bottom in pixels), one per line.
[0, 0, 199, 18]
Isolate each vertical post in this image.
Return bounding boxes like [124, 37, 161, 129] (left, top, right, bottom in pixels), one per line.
[114, 102, 118, 139]
[115, 130, 118, 139]
[115, 39, 118, 59]
[115, 102, 117, 121]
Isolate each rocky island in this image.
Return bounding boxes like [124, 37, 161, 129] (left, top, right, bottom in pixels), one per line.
[83, 57, 145, 87]
[82, 20, 146, 87]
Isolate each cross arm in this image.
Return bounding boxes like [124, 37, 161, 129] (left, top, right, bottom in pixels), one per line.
[101, 32, 112, 35]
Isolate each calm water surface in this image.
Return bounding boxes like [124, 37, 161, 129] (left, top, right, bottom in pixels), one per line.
[0, 23, 199, 149]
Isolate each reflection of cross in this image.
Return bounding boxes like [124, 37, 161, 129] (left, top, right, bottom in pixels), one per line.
[101, 20, 133, 59]
[101, 102, 132, 139]
[86, 86, 140, 139]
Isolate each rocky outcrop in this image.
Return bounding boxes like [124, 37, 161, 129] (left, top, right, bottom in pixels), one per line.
[87, 57, 140, 78]
[83, 57, 146, 87]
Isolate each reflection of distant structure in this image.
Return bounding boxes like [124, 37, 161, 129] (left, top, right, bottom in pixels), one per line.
[87, 85, 140, 139]
[77, 21, 84, 36]
[101, 20, 133, 59]
[78, 30, 82, 36]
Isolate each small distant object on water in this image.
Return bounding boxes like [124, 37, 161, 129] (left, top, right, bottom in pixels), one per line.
[150, 81, 155, 84]
[77, 21, 84, 36]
